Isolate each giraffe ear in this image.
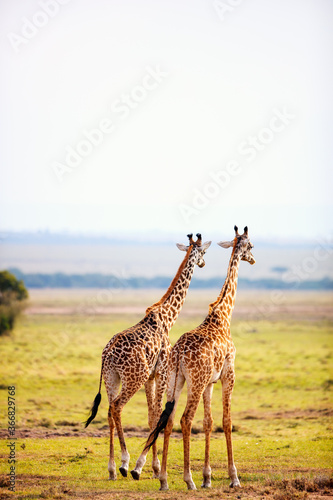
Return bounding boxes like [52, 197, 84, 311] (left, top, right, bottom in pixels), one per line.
[176, 243, 188, 252]
[217, 240, 233, 249]
[201, 241, 212, 251]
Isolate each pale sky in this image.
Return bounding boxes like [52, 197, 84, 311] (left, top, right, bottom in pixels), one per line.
[0, 0, 332, 240]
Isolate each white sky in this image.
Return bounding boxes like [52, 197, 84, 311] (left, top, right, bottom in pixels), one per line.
[0, 0, 332, 240]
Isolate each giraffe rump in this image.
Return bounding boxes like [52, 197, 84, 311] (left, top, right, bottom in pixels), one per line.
[84, 392, 102, 428]
[143, 400, 175, 451]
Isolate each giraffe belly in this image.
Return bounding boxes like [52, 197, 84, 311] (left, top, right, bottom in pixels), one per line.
[209, 367, 223, 384]
[209, 353, 226, 384]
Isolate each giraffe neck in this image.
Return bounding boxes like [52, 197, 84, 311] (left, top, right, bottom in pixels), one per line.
[208, 240, 242, 328]
[145, 246, 197, 332]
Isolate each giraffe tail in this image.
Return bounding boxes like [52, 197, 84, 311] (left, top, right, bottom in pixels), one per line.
[84, 393, 101, 428]
[143, 400, 175, 451]
[84, 363, 103, 428]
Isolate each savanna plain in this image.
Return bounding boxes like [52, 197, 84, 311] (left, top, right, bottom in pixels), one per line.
[0, 289, 332, 499]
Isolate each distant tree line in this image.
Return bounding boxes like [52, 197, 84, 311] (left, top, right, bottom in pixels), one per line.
[8, 268, 333, 290]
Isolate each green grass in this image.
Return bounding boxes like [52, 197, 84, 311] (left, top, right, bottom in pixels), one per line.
[0, 291, 332, 498]
[0, 314, 331, 430]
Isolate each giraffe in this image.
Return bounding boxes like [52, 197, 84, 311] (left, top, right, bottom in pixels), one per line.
[132, 226, 255, 490]
[84, 234, 211, 481]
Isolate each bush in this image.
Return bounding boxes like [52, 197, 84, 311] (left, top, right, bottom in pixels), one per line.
[0, 270, 28, 335]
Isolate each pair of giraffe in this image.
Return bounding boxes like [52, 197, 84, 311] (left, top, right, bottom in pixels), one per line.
[85, 226, 255, 490]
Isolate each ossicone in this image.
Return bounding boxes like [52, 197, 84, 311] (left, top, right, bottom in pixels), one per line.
[187, 233, 194, 245]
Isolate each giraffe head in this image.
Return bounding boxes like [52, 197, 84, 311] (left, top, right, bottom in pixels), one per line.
[218, 225, 256, 265]
[176, 233, 211, 268]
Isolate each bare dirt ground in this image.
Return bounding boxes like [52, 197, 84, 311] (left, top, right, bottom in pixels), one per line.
[26, 302, 333, 321]
[26, 303, 333, 322]
[25, 289, 333, 321]
[1, 408, 331, 440]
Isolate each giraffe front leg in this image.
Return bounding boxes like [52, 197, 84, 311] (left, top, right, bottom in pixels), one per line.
[222, 362, 240, 488]
[201, 383, 214, 488]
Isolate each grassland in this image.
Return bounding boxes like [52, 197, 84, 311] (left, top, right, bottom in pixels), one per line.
[0, 289, 332, 499]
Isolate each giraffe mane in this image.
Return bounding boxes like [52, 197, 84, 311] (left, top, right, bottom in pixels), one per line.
[145, 245, 193, 316]
[208, 237, 238, 314]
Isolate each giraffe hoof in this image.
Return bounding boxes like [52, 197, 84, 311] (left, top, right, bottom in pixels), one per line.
[108, 470, 117, 481]
[229, 480, 241, 488]
[159, 479, 169, 490]
[130, 470, 140, 481]
[119, 467, 128, 477]
[186, 482, 197, 490]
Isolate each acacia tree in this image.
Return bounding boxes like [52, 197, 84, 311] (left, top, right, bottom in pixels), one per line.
[0, 270, 28, 335]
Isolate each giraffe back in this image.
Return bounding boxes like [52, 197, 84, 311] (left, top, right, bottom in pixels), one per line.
[102, 312, 170, 378]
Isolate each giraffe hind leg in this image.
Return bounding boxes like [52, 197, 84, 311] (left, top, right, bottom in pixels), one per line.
[180, 386, 204, 490]
[107, 405, 117, 480]
[105, 370, 121, 480]
[111, 376, 148, 477]
[131, 370, 168, 480]
[201, 383, 214, 488]
[145, 378, 161, 478]
[129, 377, 157, 480]
[159, 372, 185, 491]
[222, 361, 240, 488]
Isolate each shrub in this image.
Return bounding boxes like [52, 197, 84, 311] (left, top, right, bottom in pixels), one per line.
[0, 270, 28, 335]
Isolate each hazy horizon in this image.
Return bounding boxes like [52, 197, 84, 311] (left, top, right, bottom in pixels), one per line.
[1, 235, 332, 282]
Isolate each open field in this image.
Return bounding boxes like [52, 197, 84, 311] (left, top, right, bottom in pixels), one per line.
[0, 290, 332, 499]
